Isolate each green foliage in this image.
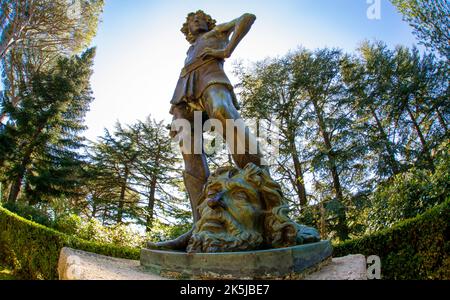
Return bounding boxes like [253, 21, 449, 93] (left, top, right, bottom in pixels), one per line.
[0, 205, 140, 280]
[238, 41, 448, 241]
[81, 117, 188, 230]
[1, 49, 96, 204]
[2, 201, 53, 228]
[334, 198, 450, 279]
[368, 141, 450, 231]
[147, 219, 193, 243]
[390, 0, 449, 59]
[0, 0, 104, 59]
[54, 214, 146, 248]
[237, 48, 357, 241]
[52, 213, 82, 236]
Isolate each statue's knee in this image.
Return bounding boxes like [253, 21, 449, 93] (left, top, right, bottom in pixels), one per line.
[204, 86, 234, 119]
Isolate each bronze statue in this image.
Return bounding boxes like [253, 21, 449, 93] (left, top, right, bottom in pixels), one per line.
[147, 11, 320, 252]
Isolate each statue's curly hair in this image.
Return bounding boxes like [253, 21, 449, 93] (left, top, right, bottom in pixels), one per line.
[205, 163, 301, 249]
[241, 164, 299, 248]
[181, 10, 217, 44]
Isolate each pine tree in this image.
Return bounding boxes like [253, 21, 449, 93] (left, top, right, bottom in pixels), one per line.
[341, 41, 402, 178]
[128, 118, 186, 232]
[1, 48, 96, 204]
[87, 123, 141, 225]
[85, 118, 188, 230]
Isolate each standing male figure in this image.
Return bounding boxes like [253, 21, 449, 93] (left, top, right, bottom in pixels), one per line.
[149, 11, 264, 250]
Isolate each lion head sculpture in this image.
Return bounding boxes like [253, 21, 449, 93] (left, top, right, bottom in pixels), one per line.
[186, 163, 320, 253]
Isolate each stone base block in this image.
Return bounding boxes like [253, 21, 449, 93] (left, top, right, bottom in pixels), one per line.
[58, 246, 367, 280]
[140, 241, 333, 279]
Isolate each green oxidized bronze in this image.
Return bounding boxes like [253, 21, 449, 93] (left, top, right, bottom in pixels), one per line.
[187, 164, 320, 253]
[147, 10, 320, 253]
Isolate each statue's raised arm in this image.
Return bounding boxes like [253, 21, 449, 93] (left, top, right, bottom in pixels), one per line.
[197, 13, 257, 60]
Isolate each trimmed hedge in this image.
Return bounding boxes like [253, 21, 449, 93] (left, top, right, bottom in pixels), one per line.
[0, 206, 140, 280]
[334, 198, 450, 280]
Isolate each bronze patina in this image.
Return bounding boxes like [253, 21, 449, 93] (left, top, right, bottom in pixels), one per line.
[147, 11, 320, 253]
[187, 164, 320, 253]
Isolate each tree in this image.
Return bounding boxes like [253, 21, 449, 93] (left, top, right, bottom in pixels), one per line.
[391, 0, 450, 59]
[0, 0, 104, 124]
[87, 124, 141, 225]
[341, 41, 402, 178]
[85, 118, 188, 230]
[236, 56, 309, 208]
[0, 48, 96, 204]
[0, 0, 104, 59]
[128, 118, 186, 231]
[237, 48, 361, 241]
[389, 46, 447, 170]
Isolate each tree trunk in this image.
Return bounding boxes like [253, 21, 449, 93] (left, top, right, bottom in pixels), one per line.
[435, 107, 448, 135]
[8, 148, 33, 204]
[102, 208, 108, 225]
[117, 165, 129, 224]
[370, 106, 400, 175]
[146, 176, 157, 232]
[91, 201, 98, 219]
[291, 149, 308, 207]
[7, 118, 46, 203]
[406, 105, 434, 170]
[311, 98, 349, 241]
[8, 172, 24, 204]
[320, 201, 327, 238]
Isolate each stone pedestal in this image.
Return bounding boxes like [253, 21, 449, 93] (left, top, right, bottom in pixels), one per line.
[58, 245, 367, 280]
[140, 241, 333, 279]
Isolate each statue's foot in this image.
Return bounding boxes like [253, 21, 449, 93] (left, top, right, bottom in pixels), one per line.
[147, 228, 194, 251]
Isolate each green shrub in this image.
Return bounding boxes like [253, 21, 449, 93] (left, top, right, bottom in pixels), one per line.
[147, 219, 192, 243]
[53, 213, 83, 236]
[0, 206, 140, 280]
[54, 214, 146, 248]
[2, 201, 53, 228]
[368, 141, 450, 232]
[334, 198, 450, 280]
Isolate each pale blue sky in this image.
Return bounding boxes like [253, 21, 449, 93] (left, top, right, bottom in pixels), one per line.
[85, 0, 419, 141]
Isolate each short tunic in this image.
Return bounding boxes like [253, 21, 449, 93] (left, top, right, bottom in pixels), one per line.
[170, 31, 239, 115]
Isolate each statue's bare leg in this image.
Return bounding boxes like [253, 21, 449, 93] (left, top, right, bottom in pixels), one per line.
[203, 85, 264, 169]
[147, 106, 209, 251]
